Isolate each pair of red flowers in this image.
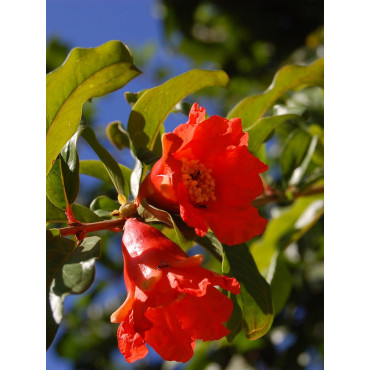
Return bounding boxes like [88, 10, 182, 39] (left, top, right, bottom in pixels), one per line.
[112, 103, 268, 363]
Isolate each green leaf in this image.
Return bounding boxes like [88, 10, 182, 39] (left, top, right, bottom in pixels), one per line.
[79, 159, 132, 195]
[46, 198, 103, 223]
[46, 40, 141, 174]
[106, 121, 131, 150]
[46, 124, 85, 209]
[267, 254, 293, 315]
[227, 59, 324, 127]
[247, 114, 301, 153]
[130, 159, 143, 199]
[47, 236, 101, 349]
[138, 199, 186, 247]
[250, 194, 324, 275]
[90, 196, 120, 218]
[288, 135, 319, 187]
[222, 243, 273, 341]
[46, 230, 76, 348]
[82, 126, 128, 197]
[127, 69, 229, 156]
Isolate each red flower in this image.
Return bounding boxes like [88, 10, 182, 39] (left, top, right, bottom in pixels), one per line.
[138, 103, 268, 245]
[111, 218, 240, 363]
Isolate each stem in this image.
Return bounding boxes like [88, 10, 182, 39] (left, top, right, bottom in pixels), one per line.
[59, 218, 126, 237]
[251, 185, 324, 206]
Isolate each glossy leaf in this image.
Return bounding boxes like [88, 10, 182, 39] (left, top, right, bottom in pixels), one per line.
[90, 196, 120, 218]
[79, 160, 132, 195]
[46, 198, 103, 223]
[127, 69, 229, 156]
[227, 59, 324, 127]
[222, 243, 273, 341]
[106, 121, 131, 150]
[46, 125, 84, 209]
[247, 114, 301, 153]
[130, 159, 143, 199]
[46, 40, 141, 174]
[250, 194, 324, 275]
[82, 126, 127, 197]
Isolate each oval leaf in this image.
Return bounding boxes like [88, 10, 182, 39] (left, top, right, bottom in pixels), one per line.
[127, 69, 229, 156]
[227, 59, 324, 127]
[46, 40, 141, 174]
[82, 126, 127, 197]
[79, 159, 132, 195]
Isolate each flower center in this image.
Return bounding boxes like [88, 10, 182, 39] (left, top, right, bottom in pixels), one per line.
[181, 158, 216, 206]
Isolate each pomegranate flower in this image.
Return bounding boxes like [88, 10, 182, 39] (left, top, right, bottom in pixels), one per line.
[111, 218, 240, 363]
[138, 103, 268, 246]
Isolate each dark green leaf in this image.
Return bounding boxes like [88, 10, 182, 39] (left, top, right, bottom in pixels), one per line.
[82, 126, 127, 197]
[222, 243, 273, 341]
[46, 156, 68, 209]
[53, 236, 101, 295]
[79, 159, 132, 195]
[247, 114, 301, 153]
[47, 236, 101, 349]
[250, 194, 324, 274]
[288, 135, 319, 186]
[46, 230, 76, 348]
[46, 199, 103, 223]
[127, 69, 229, 157]
[90, 196, 120, 218]
[227, 59, 324, 128]
[106, 121, 131, 150]
[46, 40, 141, 174]
[267, 254, 293, 315]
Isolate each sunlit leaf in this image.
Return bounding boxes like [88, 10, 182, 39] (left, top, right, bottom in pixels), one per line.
[127, 69, 229, 157]
[250, 194, 324, 275]
[106, 121, 131, 150]
[247, 114, 301, 153]
[130, 159, 143, 199]
[79, 160, 132, 196]
[227, 59, 324, 127]
[46, 40, 140, 174]
[82, 126, 128, 197]
[222, 243, 273, 341]
[90, 196, 120, 218]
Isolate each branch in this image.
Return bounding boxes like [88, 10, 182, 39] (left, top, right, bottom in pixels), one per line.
[252, 185, 324, 206]
[59, 218, 126, 237]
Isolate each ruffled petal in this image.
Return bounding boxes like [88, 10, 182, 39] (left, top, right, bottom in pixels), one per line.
[117, 310, 149, 363]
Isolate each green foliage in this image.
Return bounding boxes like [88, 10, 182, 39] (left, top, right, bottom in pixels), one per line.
[127, 69, 229, 159]
[46, 34, 323, 368]
[82, 126, 128, 198]
[227, 58, 324, 126]
[47, 235, 101, 349]
[46, 41, 141, 174]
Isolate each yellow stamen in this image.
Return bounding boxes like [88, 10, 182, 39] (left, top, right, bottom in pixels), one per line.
[181, 158, 216, 206]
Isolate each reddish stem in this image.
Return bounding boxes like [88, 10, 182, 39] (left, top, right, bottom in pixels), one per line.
[59, 218, 126, 237]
